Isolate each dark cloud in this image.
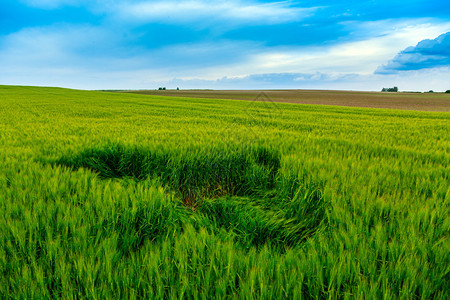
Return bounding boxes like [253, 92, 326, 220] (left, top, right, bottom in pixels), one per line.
[376, 32, 450, 74]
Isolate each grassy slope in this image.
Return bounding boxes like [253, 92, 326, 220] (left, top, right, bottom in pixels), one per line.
[0, 85, 449, 298]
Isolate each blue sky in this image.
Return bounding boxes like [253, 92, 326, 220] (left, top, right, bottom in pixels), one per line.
[1, 0, 450, 91]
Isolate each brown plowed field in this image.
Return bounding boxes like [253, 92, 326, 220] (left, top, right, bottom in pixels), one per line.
[122, 89, 450, 112]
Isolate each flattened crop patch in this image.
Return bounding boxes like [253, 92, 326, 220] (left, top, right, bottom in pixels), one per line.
[53, 143, 327, 249]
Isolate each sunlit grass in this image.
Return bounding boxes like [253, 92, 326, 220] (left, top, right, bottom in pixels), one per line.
[0, 85, 449, 298]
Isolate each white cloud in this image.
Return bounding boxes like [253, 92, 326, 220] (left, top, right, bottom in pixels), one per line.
[19, 0, 317, 26]
[166, 68, 450, 92]
[20, 0, 87, 9]
[2, 17, 450, 91]
[0, 24, 258, 88]
[116, 0, 316, 25]
[0, 25, 111, 66]
[376, 31, 450, 73]
[192, 19, 450, 78]
[0, 24, 156, 89]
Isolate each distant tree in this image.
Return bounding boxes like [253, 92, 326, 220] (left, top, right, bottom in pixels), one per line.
[382, 86, 398, 92]
[158, 87, 167, 90]
[177, 87, 180, 90]
[446, 90, 450, 93]
[428, 90, 434, 93]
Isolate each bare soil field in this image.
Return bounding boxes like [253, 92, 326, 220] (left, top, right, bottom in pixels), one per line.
[123, 89, 450, 112]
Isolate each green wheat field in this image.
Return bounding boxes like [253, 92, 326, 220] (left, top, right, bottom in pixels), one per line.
[1, 85, 449, 299]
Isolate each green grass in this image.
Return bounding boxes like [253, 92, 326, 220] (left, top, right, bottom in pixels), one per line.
[0, 85, 449, 299]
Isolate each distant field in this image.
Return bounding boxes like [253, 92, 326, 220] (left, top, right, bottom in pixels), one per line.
[123, 89, 450, 112]
[1, 86, 449, 298]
